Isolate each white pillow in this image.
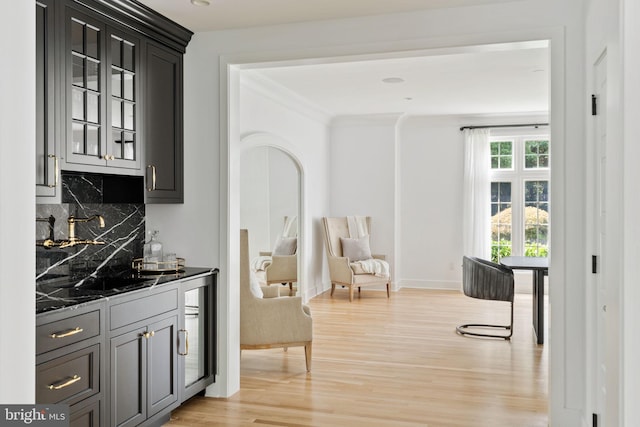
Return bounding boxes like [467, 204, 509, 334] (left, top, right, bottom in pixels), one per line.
[249, 270, 263, 298]
[272, 236, 297, 256]
[340, 235, 373, 262]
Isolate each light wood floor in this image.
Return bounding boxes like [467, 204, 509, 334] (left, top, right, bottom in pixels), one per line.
[166, 288, 548, 426]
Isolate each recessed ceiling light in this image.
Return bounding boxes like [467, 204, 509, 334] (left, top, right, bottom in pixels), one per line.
[382, 77, 405, 84]
[191, 0, 210, 6]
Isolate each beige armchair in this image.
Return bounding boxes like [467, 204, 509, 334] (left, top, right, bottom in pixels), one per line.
[322, 217, 390, 302]
[255, 251, 297, 295]
[240, 229, 312, 371]
[253, 217, 298, 295]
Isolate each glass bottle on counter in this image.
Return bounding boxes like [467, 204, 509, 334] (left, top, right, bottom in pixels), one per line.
[143, 230, 163, 269]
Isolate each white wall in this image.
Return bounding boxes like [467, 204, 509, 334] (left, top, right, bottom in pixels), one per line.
[397, 116, 465, 289]
[0, 0, 35, 403]
[151, 1, 587, 425]
[329, 115, 397, 286]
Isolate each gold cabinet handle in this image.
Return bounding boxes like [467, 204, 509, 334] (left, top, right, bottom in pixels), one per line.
[146, 165, 156, 191]
[50, 327, 83, 339]
[47, 154, 59, 188]
[103, 154, 115, 161]
[48, 375, 81, 390]
[178, 329, 189, 356]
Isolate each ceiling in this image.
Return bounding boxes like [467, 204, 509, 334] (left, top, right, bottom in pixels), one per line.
[137, 0, 548, 118]
[137, 0, 522, 33]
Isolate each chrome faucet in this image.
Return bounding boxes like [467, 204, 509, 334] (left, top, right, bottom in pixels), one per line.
[39, 215, 106, 249]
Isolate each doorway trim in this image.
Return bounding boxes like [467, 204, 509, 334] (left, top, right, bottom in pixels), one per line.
[217, 27, 575, 425]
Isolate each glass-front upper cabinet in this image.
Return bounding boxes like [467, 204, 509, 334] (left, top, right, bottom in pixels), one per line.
[64, 5, 140, 172]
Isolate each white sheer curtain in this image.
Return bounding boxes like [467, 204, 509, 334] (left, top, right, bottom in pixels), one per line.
[462, 128, 491, 259]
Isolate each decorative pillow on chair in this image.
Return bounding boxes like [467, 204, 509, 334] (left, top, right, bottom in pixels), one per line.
[272, 236, 297, 256]
[340, 235, 373, 262]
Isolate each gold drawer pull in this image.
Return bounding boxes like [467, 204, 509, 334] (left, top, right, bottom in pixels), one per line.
[142, 331, 155, 339]
[48, 375, 81, 390]
[50, 327, 83, 339]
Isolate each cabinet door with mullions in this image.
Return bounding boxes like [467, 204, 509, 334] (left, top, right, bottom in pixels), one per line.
[63, 4, 141, 172]
[106, 27, 140, 170]
[64, 7, 106, 167]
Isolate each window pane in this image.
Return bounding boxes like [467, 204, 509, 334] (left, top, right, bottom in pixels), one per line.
[524, 180, 550, 257]
[491, 181, 512, 262]
[524, 140, 550, 169]
[490, 140, 513, 170]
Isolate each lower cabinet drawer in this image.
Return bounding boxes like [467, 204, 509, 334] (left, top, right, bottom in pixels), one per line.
[36, 344, 100, 405]
[37, 310, 101, 355]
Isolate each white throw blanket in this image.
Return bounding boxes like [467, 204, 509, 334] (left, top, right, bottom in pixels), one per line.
[250, 255, 272, 272]
[353, 258, 390, 278]
[347, 215, 368, 238]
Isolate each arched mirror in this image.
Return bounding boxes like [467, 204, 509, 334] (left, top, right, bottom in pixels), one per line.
[240, 144, 301, 296]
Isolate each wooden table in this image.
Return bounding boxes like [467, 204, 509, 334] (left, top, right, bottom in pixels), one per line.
[500, 256, 548, 344]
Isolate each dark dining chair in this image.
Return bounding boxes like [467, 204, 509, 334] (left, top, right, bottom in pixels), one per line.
[456, 256, 515, 340]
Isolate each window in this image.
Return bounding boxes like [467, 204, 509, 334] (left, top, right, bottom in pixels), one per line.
[490, 135, 549, 262]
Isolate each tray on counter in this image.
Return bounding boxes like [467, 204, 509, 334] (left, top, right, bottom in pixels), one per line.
[132, 257, 185, 274]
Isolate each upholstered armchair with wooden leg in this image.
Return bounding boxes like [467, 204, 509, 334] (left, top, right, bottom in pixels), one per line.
[252, 217, 298, 296]
[240, 229, 312, 371]
[322, 216, 390, 302]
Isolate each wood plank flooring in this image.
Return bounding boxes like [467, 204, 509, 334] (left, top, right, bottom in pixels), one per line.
[166, 288, 548, 426]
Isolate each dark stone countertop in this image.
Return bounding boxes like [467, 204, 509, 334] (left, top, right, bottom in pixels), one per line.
[36, 267, 217, 314]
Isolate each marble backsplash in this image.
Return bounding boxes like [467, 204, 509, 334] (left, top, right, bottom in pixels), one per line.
[36, 172, 145, 278]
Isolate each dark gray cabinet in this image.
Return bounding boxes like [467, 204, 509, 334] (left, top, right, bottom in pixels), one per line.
[35, 0, 192, 203]
[144, 42, 184, 203]
[36, 0, 59, 200]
